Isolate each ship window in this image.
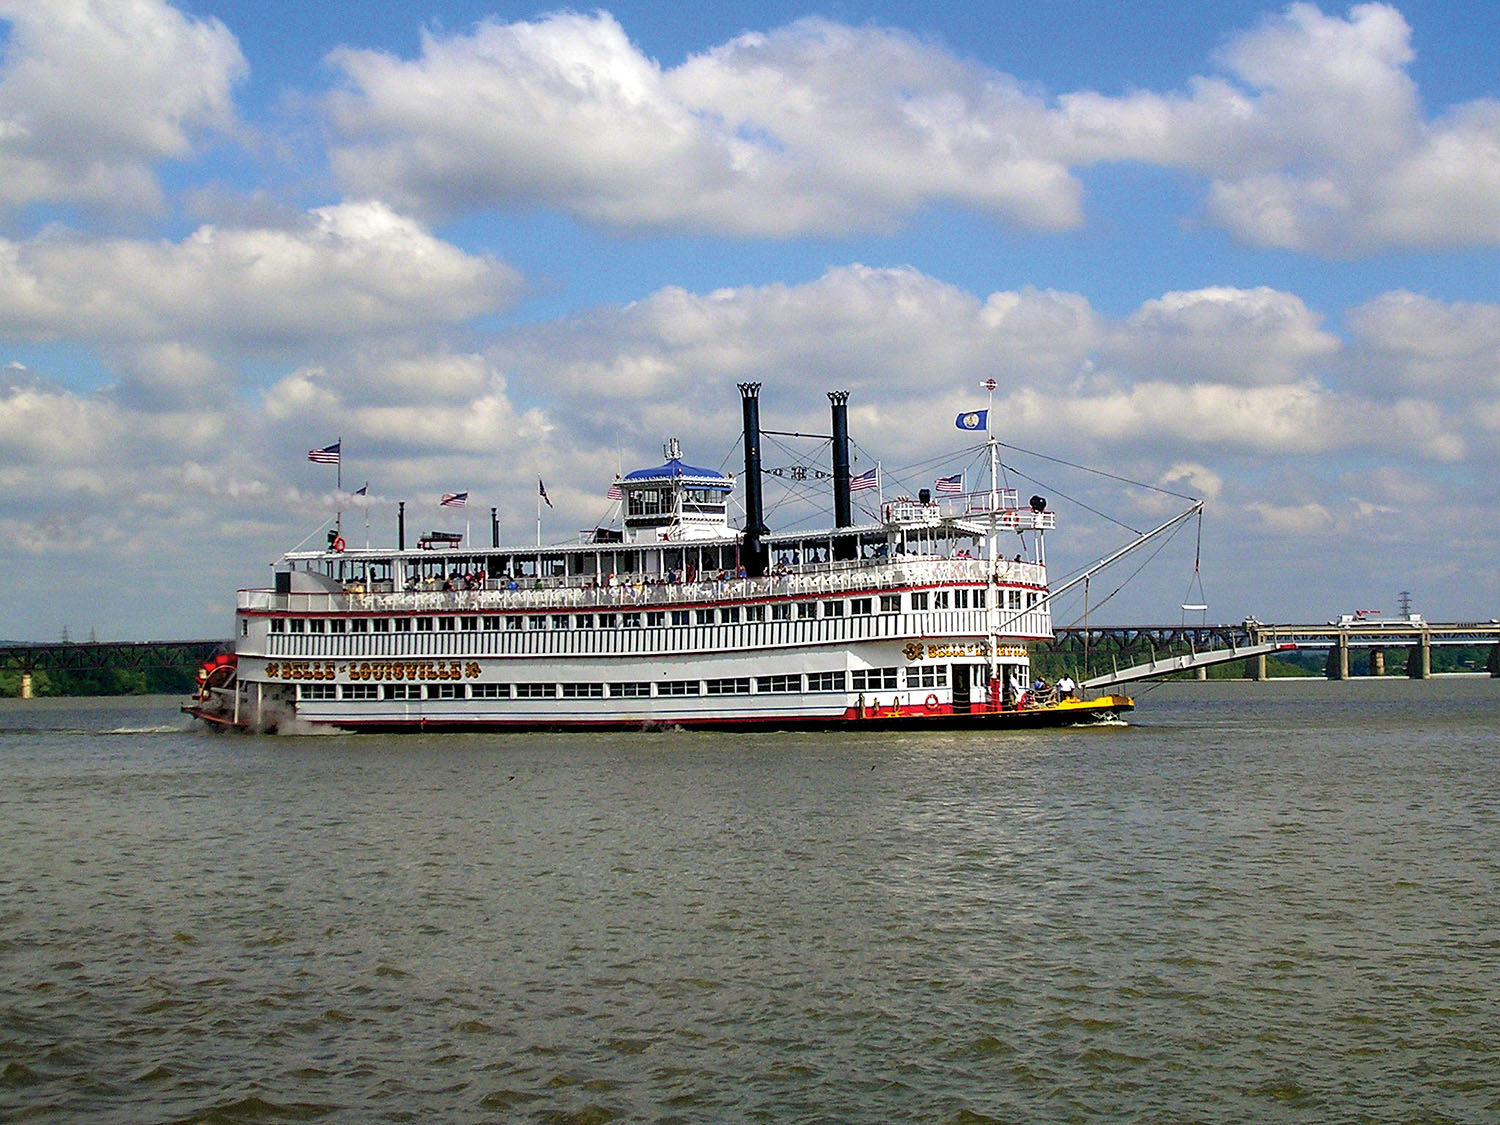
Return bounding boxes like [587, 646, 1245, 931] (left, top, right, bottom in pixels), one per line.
[575, 614, 594, 629]
[561, 683, 604, 698]
[755, 674, 799, 693]
[695, 608, 714, 625]
[908, 665, 948, 689]
[822, 600, 844, 617]
[671, 610, 690, 626]
[372, 618, 390, 632]
[807, 671, 846, 692]
[597, 613, 617, 628]
[307, 619, 325, 633]
[483, 616, 503, 630]
[656, 680, 699, 696]
[933, 592, 950, 609]
[298, 683, 336, 700]
[705, 677, 750, 695]
[329, 619, 346, 633]
[527, 615, 547, 630]
[745, 605, 766, 622]
[505, 616, 523, 630]
[552, 614, 570, 630]
[342, 684, 379, 700]
[350, 619, 368, 633]
[472, 683, 509, 698]
[621, 612, 641, 628]
[954, 590, 969, 609]
[911, 592, 929, 611]
[438, 617, 457, 631]
[415, 617, 434, 631]
[610, 682, 651, 697]
[796, 602, 816, 619]
[288, 618, 305, 633]
[269, 618, 285, 633]
[772, 603, 791, 621]
[646, 611, 665, 627]
[849, 598, 872, 615]
[515, 683, 553, 698]
[851, 668, 899, 691]
[879, 595, 901, 613]
[720, 607, 740, 624]
[241, 619, 250, 637]
[426, 684, 466, 699]
[460, 617, 479, 631]
[974, 590, 986, 608]
[383, 684, 421, 700]
[393, 618, 412, 632]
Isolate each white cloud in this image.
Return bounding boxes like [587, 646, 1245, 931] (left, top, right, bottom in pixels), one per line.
[320, 4, 1500, 253]
[1348, 291, 1500, 394]
[0, 0, 246, 215]
[0, 202, 520, 356]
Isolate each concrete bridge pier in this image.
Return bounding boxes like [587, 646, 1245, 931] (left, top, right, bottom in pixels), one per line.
[20, 671, 33, 699]
[1490, 644, 1500, 678]
[1369, 645, 1385, 677]
[1326, 634, 1350, 680]
[1247, 653, 1267, 680]
[1407, 636, 1431, 679]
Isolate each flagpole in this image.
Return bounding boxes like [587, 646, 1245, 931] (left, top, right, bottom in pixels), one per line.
[336, 435, 343, 537]
[536, 480, 542, 547]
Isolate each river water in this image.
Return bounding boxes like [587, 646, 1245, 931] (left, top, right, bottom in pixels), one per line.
[2, 679, 1497, 1124]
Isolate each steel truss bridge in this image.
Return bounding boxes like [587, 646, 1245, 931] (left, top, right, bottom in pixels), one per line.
[1043, 620, 1500, 688]
[1, 640, 229, 697]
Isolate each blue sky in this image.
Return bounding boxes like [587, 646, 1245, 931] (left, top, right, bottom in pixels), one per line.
[2, 0, 1500, 640]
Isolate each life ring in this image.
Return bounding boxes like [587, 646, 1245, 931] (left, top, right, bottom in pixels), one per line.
[924, 693, 940, 711]
[332, 535, 346, 552]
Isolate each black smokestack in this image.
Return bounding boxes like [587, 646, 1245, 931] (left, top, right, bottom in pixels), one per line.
[398, 501, 406, 551]
[738, 382, 769, 577]
[829, 391, 851, 527]
[491, 506, 500, 548]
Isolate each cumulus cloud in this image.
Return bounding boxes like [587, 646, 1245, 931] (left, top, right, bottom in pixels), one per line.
[1348, 291, 1500, 394]
[320, 4, 1500, 253]
[0, 202, 520, 359]
[0, 0, 246, 215]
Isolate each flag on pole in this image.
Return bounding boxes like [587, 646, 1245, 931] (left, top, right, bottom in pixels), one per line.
[307, 441, 341, 464]
[353, 483, 367, 496]
[607, 477, 623, 500]
[849, 467, 878, 493]
[954, 410, 988, 431]
[539, 479, 553, 508]
[440, 491, 468, 508]
[935, 473, 963, 495]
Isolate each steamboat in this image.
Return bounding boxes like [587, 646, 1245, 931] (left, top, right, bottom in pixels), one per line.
[186, 385, 1190, 733]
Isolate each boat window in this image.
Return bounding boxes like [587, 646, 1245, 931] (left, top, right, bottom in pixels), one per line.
[483, 616, 503, 630]
[505, 617, 522, 630]
[527, 615, 547, 630]
[849, 598, 872, 615]
[822, 600, 845, 617]
[755, 674, 799, 693]
[911, 592, 929, 611]
[515, 683, 553, 698]
[907, 665, 948, 689]
[308, 619, 325, 633]
[720, 607, 740, 624]
[561, 683, 604, 698]
[973, 590, 986, 608]
[695, 609, 714, 625]
[656, 680, 699, 696]
[807, 671, 846, 692]
[796, 602, 816, 619]
[771, 603, 791, 621]
[342, 684, 379, 700]
[329, 619, 346, 633]
[646, 611, 665, 627]
[472, 683, 510, 698]
[598, 613, 617, 628]
[705, 677, 750, 695]
[610, 682, 651, 697]
[461, 617, 479, 631]
[393, 618, 412, 632]
[241, 619, 250, 637]
[382, 684, 421, 699]
[416, 618, 435, 631]
[438, 617, 456, 631]
[426, 684, 466, 699]
[288, 619, 305, 633]
[879, 595, 901, 613]
[954, 590, 969, 609]
[372, 618, 390, 632]
[269, 619, 285, 633]
[851, 668, 899, 691]
[671, 610, 690, 626]
[745, 605, 766, 622]
[298, 683, 336, 700]
[576, 614, 594, 629]
[551, 614, 570, 630]
[933, 592, 950, 610]
[350, 619, 368, 633]
[621, 612, 641, 628]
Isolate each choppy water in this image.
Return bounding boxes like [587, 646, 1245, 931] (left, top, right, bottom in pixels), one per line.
[2, 679, 1498, 1124]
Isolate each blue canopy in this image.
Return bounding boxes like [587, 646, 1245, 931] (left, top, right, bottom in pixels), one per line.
[623, 458, 730, 487]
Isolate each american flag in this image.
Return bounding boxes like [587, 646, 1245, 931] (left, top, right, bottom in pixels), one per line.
[607, 478, 623, 500]
[935, 473, 963, 495]
[307, 442, 340, 464]
[440, 491, 468, 507]
[849, 467, 878, 493]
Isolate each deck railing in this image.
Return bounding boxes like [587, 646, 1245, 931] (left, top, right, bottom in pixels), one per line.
[239, 556, 1047, 615]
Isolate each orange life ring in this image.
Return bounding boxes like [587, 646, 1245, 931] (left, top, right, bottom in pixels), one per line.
[925, 693, 940, 710]
[332, 535, 346, 552]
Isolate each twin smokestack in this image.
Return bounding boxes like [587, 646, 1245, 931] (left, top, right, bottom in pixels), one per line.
[738, 383, 856, 577]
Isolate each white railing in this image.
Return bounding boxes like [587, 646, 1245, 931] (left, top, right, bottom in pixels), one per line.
[238, 556, 1048, 615]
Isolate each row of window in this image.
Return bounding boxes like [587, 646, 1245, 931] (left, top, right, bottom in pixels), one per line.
[297, 665, 951, 702]
[267, 588, 1043, 634]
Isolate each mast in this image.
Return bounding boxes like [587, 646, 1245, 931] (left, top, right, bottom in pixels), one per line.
[982, 379, 1000, 691]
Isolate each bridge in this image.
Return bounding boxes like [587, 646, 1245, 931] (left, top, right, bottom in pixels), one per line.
[1043, 619, 1500, 688]
[0, 639, 229, 698]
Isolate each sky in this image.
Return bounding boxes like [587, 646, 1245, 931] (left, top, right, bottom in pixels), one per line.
[3, 0, 1500, 641]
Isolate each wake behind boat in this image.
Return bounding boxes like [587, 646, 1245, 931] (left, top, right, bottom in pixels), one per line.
[186, 385, 1193, 733]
